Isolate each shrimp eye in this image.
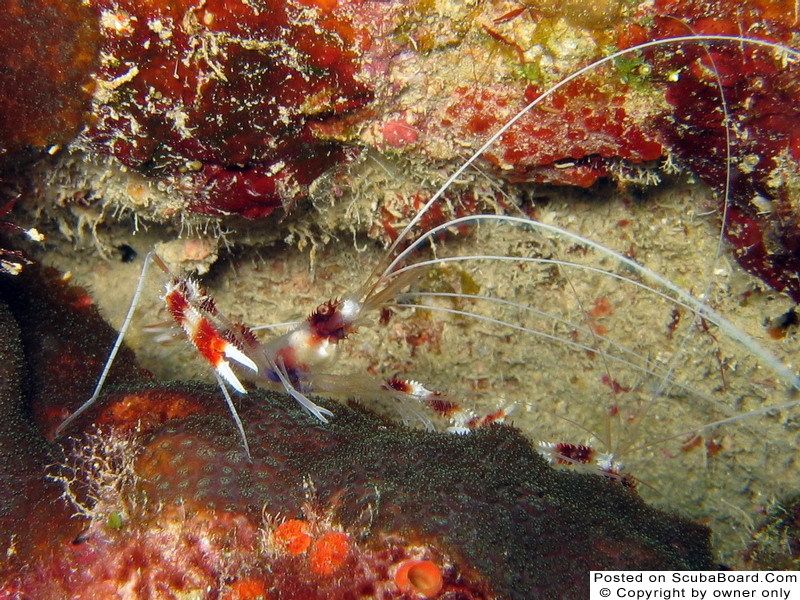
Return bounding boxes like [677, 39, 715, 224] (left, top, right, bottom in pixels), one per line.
[313, 300, 338, 316]
[308, 300, 348, 340]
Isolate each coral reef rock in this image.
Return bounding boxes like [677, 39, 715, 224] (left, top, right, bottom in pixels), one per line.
[7, 0, 800, 303]
[0, 262, 715, 598]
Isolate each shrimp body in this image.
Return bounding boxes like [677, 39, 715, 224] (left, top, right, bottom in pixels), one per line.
[264, 297, 362, 377]
[250, 296, 366, 420]
[256, 291, 513, 431]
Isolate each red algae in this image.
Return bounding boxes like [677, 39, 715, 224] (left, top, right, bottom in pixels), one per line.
[274, 519, 313, 555]
[438, 79, 663, 189]
[639, 0, 800, 300]
[75, 0, 373, 218]
[308, 531, 351, 576]
[0, 0, 99, 169]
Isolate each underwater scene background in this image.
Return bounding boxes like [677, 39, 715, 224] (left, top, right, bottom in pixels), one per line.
[2, 0, 800, 597]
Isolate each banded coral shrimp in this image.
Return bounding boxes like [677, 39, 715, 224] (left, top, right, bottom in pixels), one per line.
[38, 27, 800, 565]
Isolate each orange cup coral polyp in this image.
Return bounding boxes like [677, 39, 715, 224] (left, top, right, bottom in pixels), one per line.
[274, 519, 313, 556]
[394, 559, 444, 598]
[308, 531, 351, 577]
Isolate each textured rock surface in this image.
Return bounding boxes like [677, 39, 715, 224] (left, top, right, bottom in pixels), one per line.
[0, 0, 99, 169]
[76, 0, 374, 218]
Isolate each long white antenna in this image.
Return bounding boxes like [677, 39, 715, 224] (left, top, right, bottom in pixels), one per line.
[55, 251, 157, 437]
[382, 35, 800, 270]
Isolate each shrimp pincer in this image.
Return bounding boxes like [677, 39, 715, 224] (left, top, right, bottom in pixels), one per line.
[56, 247, 353, 459]
[55, 251, 264, 457]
